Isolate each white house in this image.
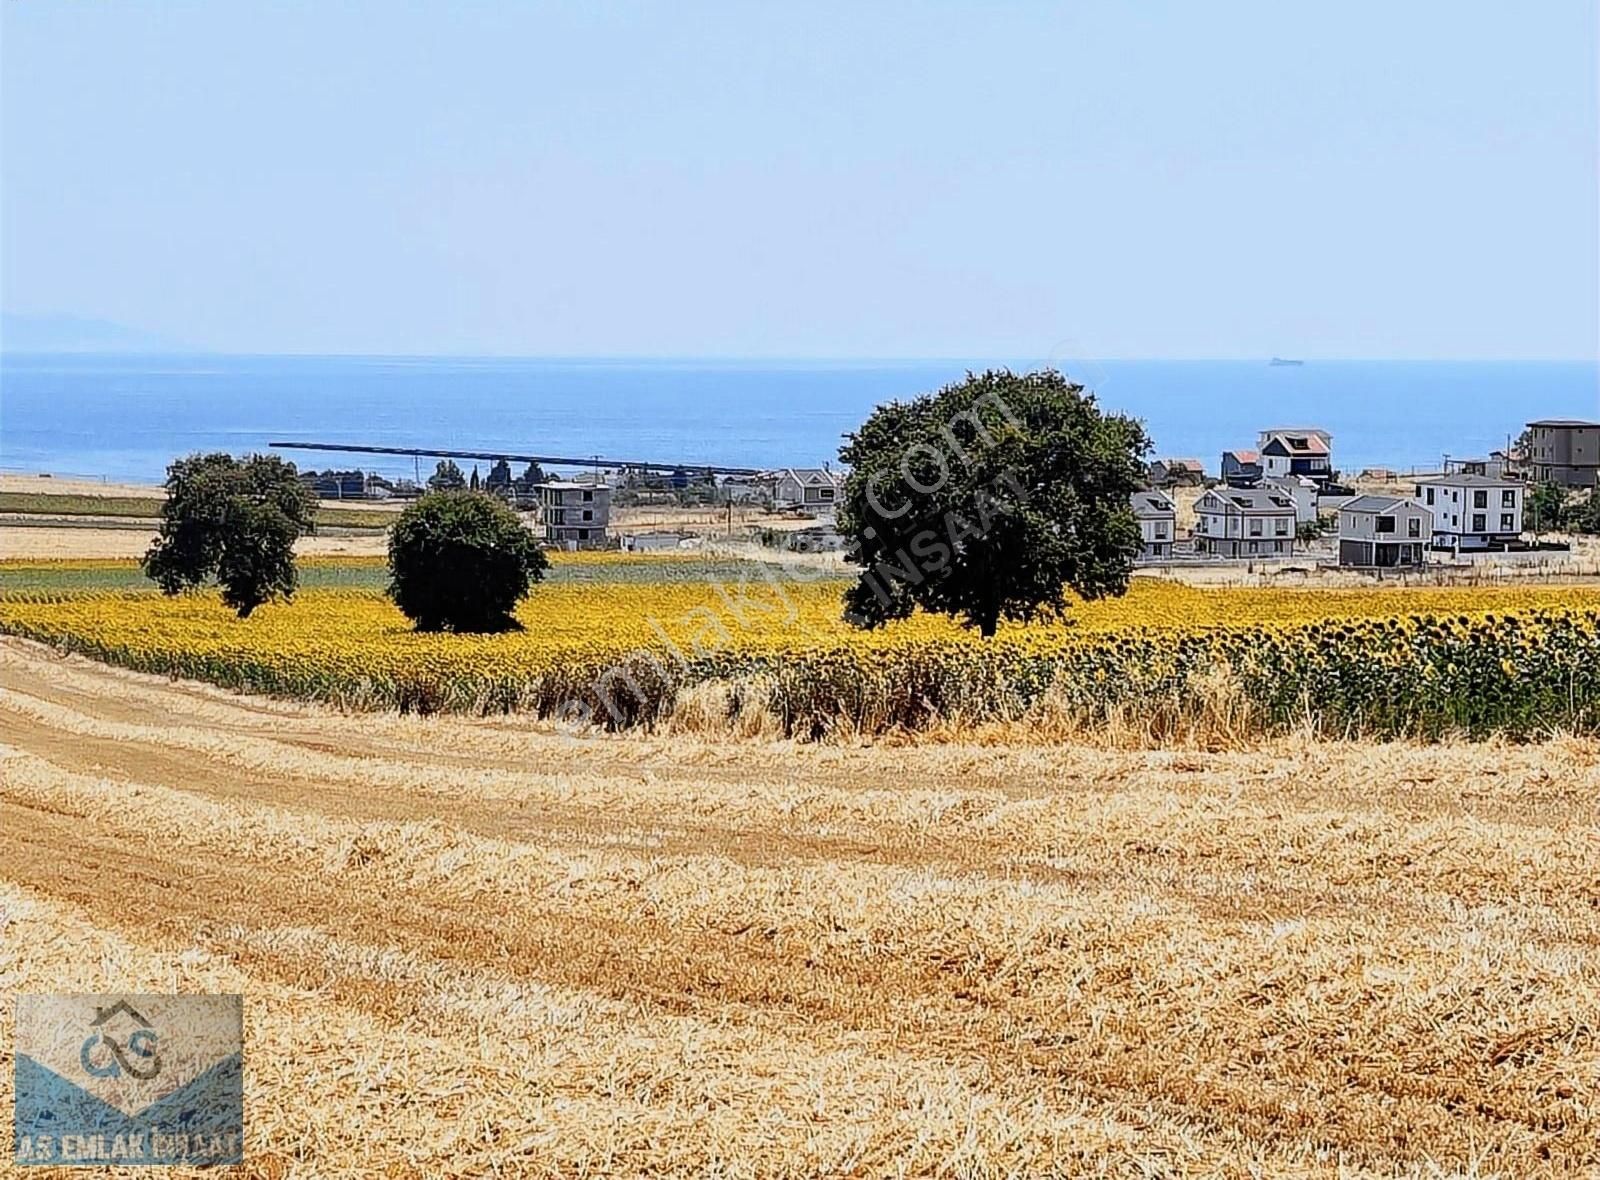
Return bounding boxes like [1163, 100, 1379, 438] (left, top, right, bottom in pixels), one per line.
[1264, 474, 1318, 525]
[1130, 490, 1177, 560]
[1193, 487, 1298, 558]
[774, 468, 843, 515]
[1412, 474, 1523, 550]
[1257, 428, 1333, 483]
[1337, 496, 1431, 567]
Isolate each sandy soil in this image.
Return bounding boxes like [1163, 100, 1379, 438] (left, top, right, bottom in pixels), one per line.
[0, 524, 389, 560]
[0, 473, 166, 498]
[611, 502, 806, 537]
[1, 636, 1597, 1175]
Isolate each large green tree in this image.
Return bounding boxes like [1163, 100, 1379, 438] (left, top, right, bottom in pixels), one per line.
[143, 452, 317, 617]
[838, 369, 1149, 636]
[387, 491, 549, 632]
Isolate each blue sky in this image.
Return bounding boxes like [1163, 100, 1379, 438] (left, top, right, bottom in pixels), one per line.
[2, 1, 1596, 359]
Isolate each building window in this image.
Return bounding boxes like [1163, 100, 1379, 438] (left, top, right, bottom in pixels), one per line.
[1425, 487, 1435, 505]
[1473, 490, 1487, 509]
[1472, 513, 1486, 532]
[578, 528, 589, 540]
[583, 490, 594, 502]
[1376, 516, 1395, 534]
[1501, 490, 1515, 508]
[1155, 522, 1168, 538]
[582, 510, 593, 521]
[1248, 540, 1258, 553]
[1408, 518, 1420, 538]
[820, 488, 835, 501]
[1275, 518, 1288, 535]
[1249, 520, 1263, 536]
[1500, 513, 1514, 531]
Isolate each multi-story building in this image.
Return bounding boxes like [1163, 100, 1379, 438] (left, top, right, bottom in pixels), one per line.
[1263, 474, 1318, 524]
[1412, 474, 1522, 550]
[1525, 419, 1600, 488]
[1193, 486, 1298, 558]
[1129, 490, 1177, 560]
[1257, 427, 1333, 484]
[535, 480, 611, 547]
[1337, 495, 1431, 567]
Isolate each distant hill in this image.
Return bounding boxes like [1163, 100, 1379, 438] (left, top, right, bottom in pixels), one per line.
[0, 312, 188, 353]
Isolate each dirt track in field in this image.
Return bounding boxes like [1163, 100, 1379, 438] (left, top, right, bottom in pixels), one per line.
[3, 635, 1600, 1177]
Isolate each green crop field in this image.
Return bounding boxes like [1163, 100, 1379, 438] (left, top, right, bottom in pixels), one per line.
[0, 492, 397, 531]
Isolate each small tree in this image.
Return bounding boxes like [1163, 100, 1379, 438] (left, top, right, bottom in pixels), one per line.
[485, 458, 515, 496]
[1565, 490, 1600, 536]
[514, 461, 546, 493]
[1296, 519, 1322, 545]
[1525, 481, 1567, 534]
[838, 369, 1149, 637]
[143, 452, 316, 618]
[428, 459, 467, 491]
[387, 491, 549, 632]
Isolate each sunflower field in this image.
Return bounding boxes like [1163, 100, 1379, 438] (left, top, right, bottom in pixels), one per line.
[3, 557, 1600, 740]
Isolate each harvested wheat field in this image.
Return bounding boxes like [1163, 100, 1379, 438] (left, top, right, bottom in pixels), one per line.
[3, 636, 1600, 1176]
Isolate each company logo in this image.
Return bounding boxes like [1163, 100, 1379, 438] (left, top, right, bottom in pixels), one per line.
[80, 1001, 162, 1080]
[13, 994, 243, 1167]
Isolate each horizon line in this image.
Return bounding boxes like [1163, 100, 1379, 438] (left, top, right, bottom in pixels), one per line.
[3, 348, 1598, 365]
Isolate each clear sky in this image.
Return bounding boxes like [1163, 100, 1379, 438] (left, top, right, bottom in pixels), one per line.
[3, 1, 1596, 359]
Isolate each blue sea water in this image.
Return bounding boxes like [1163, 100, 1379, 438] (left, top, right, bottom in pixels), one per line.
[1, 353, 1595, 484]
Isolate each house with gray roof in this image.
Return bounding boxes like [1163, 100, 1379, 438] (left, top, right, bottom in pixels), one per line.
[774, 467, 842, 516]
[1193, 487, 1297, 558]
[1412, 474, 1523, 550]
[1337, 495, 1431, 567]
[1129, 490, 1177, 560]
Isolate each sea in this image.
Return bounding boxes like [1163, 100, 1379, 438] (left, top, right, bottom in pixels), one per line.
[1, 353, 1596, 485]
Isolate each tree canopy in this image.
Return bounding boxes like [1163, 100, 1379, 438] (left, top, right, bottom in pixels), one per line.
[1524, 481, 1567, 533]
[386, 491, 549, 632]
[143, 452, 317, 617]
[485, 459, 515, 494]
[428, 459, 467, 491]
[837, 369, 1149, 636]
